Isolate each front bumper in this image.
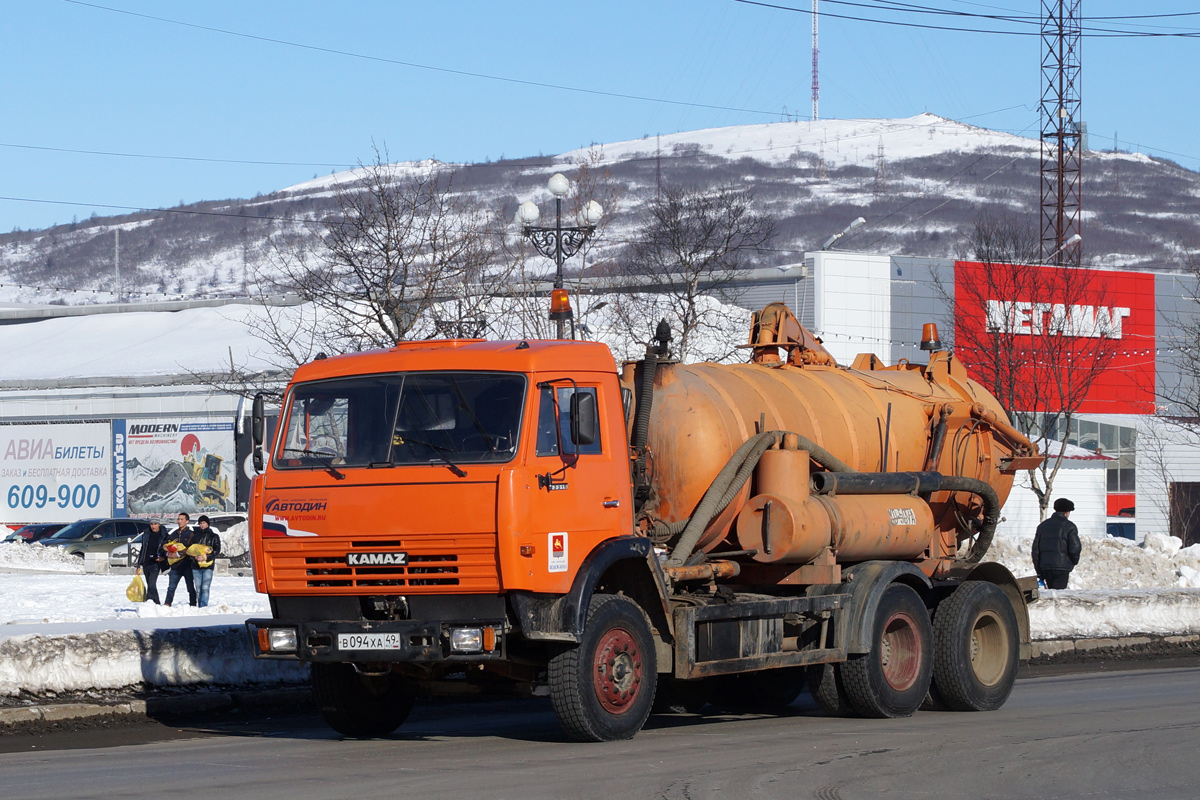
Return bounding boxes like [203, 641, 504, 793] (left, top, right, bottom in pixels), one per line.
[246, 617, 507, 663]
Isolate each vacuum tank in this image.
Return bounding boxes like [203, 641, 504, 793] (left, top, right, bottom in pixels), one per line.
[625, 304, 1038, 576]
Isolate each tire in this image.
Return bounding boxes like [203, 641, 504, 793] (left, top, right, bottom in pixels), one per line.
[841, 583, 933, 718]
[712, 667, 806, 713]
[652, 677, 710, 715]
[548, 594, 658, 742]
[806, 662, 857, 717]
[931, 581, 1020, 712]
[311, 662, 415, 738]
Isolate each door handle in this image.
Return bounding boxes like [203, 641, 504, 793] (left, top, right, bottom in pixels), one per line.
[602, 499, 620, 508]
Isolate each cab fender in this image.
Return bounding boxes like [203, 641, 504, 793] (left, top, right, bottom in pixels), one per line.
[509, 537, 671, 643]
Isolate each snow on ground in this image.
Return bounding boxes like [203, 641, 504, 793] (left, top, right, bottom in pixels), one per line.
[0, 571, 268, 626]
[985, 531, 1200, 590]
[2, 530, 1200, 696]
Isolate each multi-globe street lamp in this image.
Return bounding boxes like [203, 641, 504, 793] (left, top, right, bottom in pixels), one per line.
[516, 173, 603, 339]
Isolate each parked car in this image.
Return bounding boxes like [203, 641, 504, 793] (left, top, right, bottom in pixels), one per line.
[3, 523, 66, 543]
[108, 513, 247, 568]
[39, 518, 154, 558]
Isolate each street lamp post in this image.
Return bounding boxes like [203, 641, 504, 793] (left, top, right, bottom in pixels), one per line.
[1046, 233, 1082, 264]
[516, 173, 603, 339]
[820, 216, 866, 250]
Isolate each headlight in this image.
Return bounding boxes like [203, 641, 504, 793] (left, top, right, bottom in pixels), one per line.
[449, 627, 483, 653]
[264, 627, 298, 653]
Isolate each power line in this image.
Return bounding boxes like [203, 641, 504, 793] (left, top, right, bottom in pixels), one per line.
[734, 0, 1200, 37]
[62, 0, 785, 119]
[0, 141, 355, 169]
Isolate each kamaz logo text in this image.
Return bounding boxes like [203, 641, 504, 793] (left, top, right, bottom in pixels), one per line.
[347, 552, 408, 566]
[264, 498, 328, 514]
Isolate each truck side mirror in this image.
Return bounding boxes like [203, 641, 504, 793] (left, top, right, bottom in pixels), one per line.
[570, 391, 597, 446]
[252, 393, 265, 472]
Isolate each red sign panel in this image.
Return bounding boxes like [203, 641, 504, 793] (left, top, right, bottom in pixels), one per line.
[953, 261, 1156, 415]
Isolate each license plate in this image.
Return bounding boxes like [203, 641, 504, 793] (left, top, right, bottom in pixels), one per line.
[337, 633, 402, 651]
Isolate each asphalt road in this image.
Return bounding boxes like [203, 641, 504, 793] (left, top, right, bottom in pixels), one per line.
[4, 667, 1199, 800]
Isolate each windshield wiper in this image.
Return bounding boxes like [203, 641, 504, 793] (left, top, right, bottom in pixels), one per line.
[391, 435, 468, 478]
[281, 448, 346, 480]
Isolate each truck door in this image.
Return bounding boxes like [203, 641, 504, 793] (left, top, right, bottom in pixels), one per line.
[524, 381, 627, 591]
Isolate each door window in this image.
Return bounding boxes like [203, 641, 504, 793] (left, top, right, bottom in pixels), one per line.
[536, 386, 602, 457]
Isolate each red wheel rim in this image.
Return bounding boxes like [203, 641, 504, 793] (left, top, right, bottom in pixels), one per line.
[592, 626, 643, 714]
[880, 611, 921, 692]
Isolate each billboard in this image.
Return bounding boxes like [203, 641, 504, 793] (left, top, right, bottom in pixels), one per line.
[125, 419, 237, 517]
[954, 262, 1156, 415]
[0, 423, 115, 524]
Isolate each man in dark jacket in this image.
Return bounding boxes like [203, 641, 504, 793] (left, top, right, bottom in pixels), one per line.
[190, 515, 222, 608]
[1033, 498, 1082, 589]
[163, 512, 197, 607]
[136, 520, 168, 604]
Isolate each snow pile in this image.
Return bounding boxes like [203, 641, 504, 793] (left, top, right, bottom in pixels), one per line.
[985, 532, 1200, 590]
[1026, 590, 1200, 640]
[0, 542, 86, 574]
[221, 521, 249, 560]
[0, 627, 306, 696]
[0, 573, 268, 626]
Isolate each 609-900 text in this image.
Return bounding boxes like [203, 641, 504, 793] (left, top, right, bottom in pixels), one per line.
[6, 483, 102, 510]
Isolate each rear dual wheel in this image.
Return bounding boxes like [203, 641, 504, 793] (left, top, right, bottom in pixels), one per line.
[841, 583, 933, 718]
[931, 581, 1019, 711]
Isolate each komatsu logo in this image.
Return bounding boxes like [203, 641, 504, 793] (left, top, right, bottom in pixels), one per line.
[348, 552, 408, 567]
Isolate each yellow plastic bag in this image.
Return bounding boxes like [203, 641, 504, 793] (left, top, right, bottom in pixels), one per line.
[126, 573, 146, 603]
[186, 543, 214, 568]
[163, 541, 187, 565]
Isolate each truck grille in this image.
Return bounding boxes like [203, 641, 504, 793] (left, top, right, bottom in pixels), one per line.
[304, 553, 460, 588]
[262, 534, 499, 593]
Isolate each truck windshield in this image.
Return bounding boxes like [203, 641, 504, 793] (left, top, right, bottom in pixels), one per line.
[275, 372, 526, 470]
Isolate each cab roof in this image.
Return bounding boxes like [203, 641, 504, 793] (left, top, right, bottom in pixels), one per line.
[291, 338, 619, 383]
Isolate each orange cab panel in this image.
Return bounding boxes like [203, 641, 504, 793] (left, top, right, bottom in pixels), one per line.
[259, 478, 500, 595]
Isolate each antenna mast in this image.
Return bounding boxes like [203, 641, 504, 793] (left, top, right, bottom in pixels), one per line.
[811, 0, 819, 121]
[1039, 0, 1082, 266]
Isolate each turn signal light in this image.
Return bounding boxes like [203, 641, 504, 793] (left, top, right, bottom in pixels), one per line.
[483, 627, 497, 651]
[549, 289, 573, 321]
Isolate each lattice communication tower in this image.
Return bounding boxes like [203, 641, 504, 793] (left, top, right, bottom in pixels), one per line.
[1040, 0, 1083, 266]
[811, 0, 819, 121]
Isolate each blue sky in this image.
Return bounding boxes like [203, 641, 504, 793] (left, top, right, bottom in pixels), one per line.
[2, 1, 1198, 231]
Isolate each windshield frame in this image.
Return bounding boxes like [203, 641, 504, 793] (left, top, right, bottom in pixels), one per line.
[272, 370, 528, 472]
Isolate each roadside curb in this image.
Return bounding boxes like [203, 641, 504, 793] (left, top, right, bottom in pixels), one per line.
[0, 687, 311, 729]
[1029, 633, 1200, 659]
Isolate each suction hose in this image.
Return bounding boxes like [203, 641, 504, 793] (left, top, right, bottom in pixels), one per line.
[664, 430, 854, 567]
[940, 475, 1001, 563]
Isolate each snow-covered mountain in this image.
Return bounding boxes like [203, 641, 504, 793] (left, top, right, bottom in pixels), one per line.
[1, 113, 1195, 306]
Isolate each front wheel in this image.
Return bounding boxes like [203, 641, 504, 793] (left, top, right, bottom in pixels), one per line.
[311, 662, 415, 738]
[549, 594, 658, 742]
[841, 583, 933, 718]
[931, 581, 1019, 711]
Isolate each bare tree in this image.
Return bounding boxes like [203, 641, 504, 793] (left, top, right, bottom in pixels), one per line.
[611, 183, 776, 362]
[940, 212, 1124, 519]
[252, 145, 511, 362]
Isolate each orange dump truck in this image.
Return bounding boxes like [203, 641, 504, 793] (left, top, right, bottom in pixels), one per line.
[246, 302, 1040, 741]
